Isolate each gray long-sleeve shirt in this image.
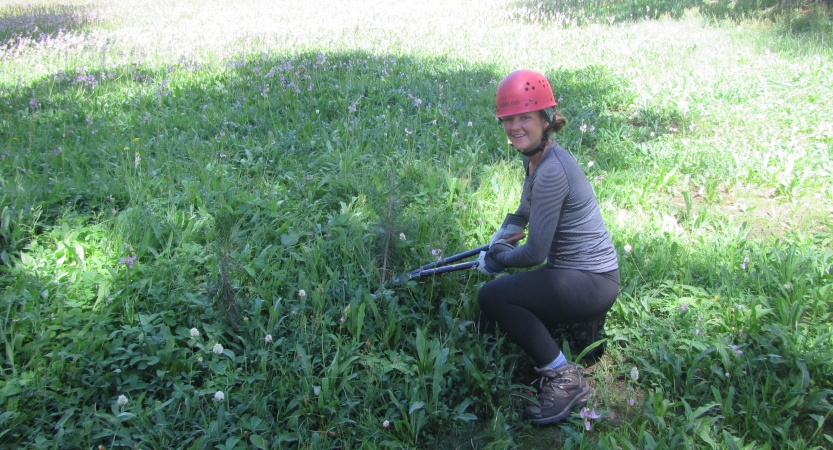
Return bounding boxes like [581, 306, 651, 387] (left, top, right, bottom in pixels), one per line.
[492, 142, 619, 273]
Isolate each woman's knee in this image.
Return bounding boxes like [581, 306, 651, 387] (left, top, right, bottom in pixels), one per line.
[477, 289, 494, 312]
[477, 287, 502, 317]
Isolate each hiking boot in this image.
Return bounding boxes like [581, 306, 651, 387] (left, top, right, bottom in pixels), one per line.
[524, 363, 592, 425]
[568, 315, 606, 364]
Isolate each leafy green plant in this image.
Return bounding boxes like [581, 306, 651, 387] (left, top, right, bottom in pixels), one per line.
[0, 0, 831, 448]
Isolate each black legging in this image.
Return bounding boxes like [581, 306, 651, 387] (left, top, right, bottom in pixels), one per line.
[477, 266, 620, 367]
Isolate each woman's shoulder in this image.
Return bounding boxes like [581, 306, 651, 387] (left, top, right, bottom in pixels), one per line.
[540, 143, 570, 170]
[547, 143, 580, 168]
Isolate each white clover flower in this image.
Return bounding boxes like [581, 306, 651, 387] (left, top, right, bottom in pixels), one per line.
[214, 390, 225, 402]
[624, 244, 632, 253]
[265, 334, 273, 343]
[117, 395, 128, 406]
[212, 343, 224, 355]
[382, 420, 390, 428]
[467, 121, 472, 127]
[587, 161, 594, 168]
[399, 233, 406, 241]
[298, 289, 306, 299]
[630, 366, 640, 381]
[198, 356, 203, 362]
[189, 328, 200, 337]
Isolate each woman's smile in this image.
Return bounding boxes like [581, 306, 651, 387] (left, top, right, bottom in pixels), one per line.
[502, 112, 549, 153]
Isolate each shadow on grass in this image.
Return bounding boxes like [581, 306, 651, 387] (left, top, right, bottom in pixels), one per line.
[0, 2, 104, 46]
[0, 49, 681, 262]
[6, 48, 827, 448]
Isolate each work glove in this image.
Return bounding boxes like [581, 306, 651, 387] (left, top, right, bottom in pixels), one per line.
[489, 213, 527, 248]
[477, 239, 513, 276]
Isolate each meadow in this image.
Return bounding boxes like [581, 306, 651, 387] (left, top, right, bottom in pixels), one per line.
[0, 0, 832, 448]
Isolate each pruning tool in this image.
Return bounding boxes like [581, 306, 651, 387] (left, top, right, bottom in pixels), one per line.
[393, 233, 525, 283]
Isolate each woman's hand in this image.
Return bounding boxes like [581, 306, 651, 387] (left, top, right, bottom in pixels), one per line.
[490, 213, 527, 248]
[477, 239, 514, 275]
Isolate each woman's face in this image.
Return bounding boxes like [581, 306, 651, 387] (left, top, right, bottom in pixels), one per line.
[501, 112, 549, 153]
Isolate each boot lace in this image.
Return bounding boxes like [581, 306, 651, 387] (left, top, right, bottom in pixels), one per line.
[532, 373, 570, 397]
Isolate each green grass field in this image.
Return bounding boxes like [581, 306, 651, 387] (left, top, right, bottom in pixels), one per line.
[1, 0, 832, 448]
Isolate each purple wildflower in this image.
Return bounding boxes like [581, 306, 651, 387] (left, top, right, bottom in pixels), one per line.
[119, 255, 137, 268]
[580, 407, 601, 430]
[680, 304, 688, 313]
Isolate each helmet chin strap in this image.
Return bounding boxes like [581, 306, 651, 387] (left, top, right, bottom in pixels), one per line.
[520, 113, 552, 157]
[520, 136, 549, 157]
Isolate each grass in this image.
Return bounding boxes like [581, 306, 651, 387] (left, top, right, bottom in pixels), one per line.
[0, 0, 832, 448]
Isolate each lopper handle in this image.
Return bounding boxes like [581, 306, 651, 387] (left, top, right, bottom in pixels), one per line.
[393, 232, 526, 283]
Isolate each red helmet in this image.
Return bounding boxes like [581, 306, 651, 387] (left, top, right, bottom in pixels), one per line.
[494, 70, 556, 118]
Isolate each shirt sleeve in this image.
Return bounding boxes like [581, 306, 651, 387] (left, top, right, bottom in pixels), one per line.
[495, 158, 569, 268]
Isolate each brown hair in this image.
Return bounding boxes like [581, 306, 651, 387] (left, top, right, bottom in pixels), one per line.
[542, 110, 567, 135]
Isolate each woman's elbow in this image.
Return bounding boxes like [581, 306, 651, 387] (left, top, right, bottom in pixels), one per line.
[521, 247, 548, 266]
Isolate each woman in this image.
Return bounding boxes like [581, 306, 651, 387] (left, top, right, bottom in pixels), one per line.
[476, 69, 620, 425]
